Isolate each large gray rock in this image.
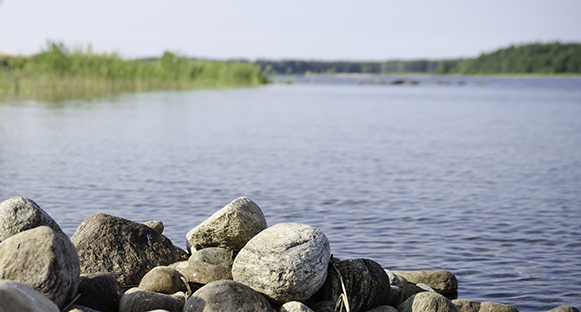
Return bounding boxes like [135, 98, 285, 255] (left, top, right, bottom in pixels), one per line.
[186, 197, 267, 254]
[76, 272, 121, 312]
[184, 280, 273, 312]
[315, 258, 391, 312]
[280, 301, 314, 312]
[119, 288, 186, 312]
[232, 222, 331, 304]
[0, 280, 60, 312]
[189, 247, 234, 267]
[398, 292, 458, 312]
[169, 260, 232, 284]
[0, 226, 80, 309]
[392, 270, 458, 294]
[71, 213, 188, 288]
[138, 266, 188, 294]
[0, 196, 64, 241]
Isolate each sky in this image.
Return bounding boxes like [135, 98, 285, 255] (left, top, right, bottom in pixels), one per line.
[1, 0, 580, 61]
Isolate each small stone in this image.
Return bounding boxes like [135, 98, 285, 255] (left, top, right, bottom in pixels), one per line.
[189, 247, 234, 267]
[280, 301, 315, 312]
[66, 305, 103, 312]
[144, 220, 164, 234]
[169, 260, 232, 284]
[392, 270, 458, 293]
[138, 266, 188, 294]
[311, 301, 336, 312]
[0, 196, 64, 241]
[232, 222, 331, 304]
[547, 307, 580, 312]
[398, 292, 458, 312]
[119, 288, 185, 312]
[366, 306, 398, 312]
[184, 280, 273, 312]
[385, 269, 404, 287]
[0, 226, 80, 309]
[479, 302, 519, 312]
[76, 272, 121, 312]
[452, 299, 481, 312]
[186, 197, 268, 254]
[0, 280, 60, 312]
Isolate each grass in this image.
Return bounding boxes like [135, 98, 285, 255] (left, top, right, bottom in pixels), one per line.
[0, 41, 267, 101]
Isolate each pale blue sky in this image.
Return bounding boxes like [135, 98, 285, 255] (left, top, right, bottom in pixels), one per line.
[1, 0, 580, 60]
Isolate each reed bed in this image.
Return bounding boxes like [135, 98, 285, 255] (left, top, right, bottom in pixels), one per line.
[0, 42, 267, 101]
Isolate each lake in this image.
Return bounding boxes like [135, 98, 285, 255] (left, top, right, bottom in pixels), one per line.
[1, 75, 580, 311]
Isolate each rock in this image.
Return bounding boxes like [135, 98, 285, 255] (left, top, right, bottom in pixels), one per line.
[452, 299, 481, 312]
[144, 220, 164, 234]
[385, 269, 403, 287]
[189, 247, 234, 267]
[548, 307, 580, 312]
[66, 304, 104, 312]
[118, 288, 185, 312]
[232, 222, 331, 304]
[0, 280, 60, 312]
[479, 302, 519, 312]
[71, 213, 188, 288]
[392, 270, 458, 294]
[138, 266, 188, 294]
[398, 292, 458, 312]
[417, 283, 437, 293]
[314, 258, 391, 312]
[311, 301, 336, 312]
[0, 196, 64, 241]
[76, 272, 121, 312]
[169, 260, 232, 284]
[184, 280, 273, 312]
[0, 226, 80, 309]
[367, 306, 398, 312]
[186, 197, 267, 254]
[280, 301, 315, 312]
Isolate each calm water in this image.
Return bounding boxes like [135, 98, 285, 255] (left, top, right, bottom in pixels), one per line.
[1, 76, 580, 311]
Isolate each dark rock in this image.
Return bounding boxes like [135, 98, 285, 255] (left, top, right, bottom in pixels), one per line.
[315, 258, 391, 312]
[186, 197, 267, 254]
[232, 222, 331, 304]
[118, 287, 185, 312]
[0, 196, 64, 241]
[0, 226, 80, 309]
[548, 307, 580, 312]
[189, 247, 234, 267]
[138, 266, 188, 294]
[144, 220, 164, 234]
[0, 279, 60, 312]
[71, 213, 188, 288]
[184, 280, 273, 312]
[367, 306, 398, 312]
[398, 292, 458, 312]
[76, 272, 121, 312]
[311, 301, 336, 312]
[169, 260, 232, 284]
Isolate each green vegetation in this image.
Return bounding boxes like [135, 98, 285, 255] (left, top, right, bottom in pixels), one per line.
[0, 41, 267, 101]
[256, 42, 581, 76]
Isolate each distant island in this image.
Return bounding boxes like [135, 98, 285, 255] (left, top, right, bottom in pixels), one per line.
[255, 42, 581, 75]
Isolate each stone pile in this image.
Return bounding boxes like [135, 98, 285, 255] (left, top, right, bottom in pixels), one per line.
[0, 196, 578, 312]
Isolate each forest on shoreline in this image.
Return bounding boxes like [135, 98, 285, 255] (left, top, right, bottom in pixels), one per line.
[255, 42, 581, 75]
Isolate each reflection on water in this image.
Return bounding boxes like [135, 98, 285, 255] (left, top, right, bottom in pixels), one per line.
[1, 76, 580, 311]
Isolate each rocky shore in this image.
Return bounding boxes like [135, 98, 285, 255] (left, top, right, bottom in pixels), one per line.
[0, 196, 578, 312]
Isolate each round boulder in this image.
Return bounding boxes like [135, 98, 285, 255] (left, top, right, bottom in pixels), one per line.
[189, 247, 234, 267]
[169, 260, 232, 284]
[138, 266, 188, 294]
[0, 280, 60, 312]
[119, 288, 185, 312]
[0, 196, 64, 241]
[280, 301, 314, 312]
[76, 272, 121, 312]
[398, 292, 458, 312]
[184, 280, 273, 312]
[232, 222, 331, 304]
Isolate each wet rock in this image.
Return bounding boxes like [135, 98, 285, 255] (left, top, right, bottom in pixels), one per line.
[169, 260, 232, 284]
[189, 247, 234, 267]
[144, 220, 164, 234]
[0, 196, 64, 241]
[76, 272, 121, 312]
[452, 299, 481, 312]
[280, 301, 315, 312]
[184, 280, 273, 312]
[232, 222, 331, 304]
[479, 302, 519, 312]
[392, 270, 458, 294]
[315, 258, 391, 312]
[0, 280, 60, 312]
[71, 213, 188, 287]
[398, 292, 458, 312]
[186, 197, 267, 254]
[138, 266, 188, 294]
[0, 226, 80, 309]
[548, 307, 580, 312]
[118, 287, 185, 312]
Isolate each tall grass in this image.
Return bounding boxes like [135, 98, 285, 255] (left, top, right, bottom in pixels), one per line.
[0, 41, 267, 101]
